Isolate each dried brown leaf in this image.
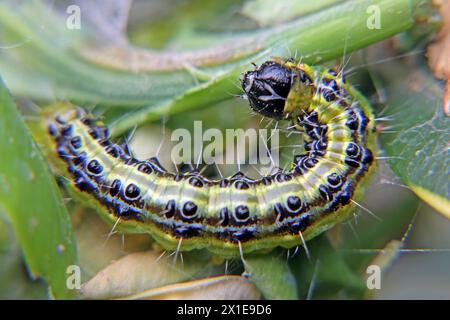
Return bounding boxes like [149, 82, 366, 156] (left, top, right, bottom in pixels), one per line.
[120, 275, 261, 300]
[427, 0, 450, 115]
[80, 250, 211, 299]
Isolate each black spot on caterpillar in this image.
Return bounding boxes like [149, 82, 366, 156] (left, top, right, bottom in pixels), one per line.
[46, 58, 377, 257]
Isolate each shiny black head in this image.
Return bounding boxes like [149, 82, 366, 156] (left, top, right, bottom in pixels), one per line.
[241, 60, 295, 119]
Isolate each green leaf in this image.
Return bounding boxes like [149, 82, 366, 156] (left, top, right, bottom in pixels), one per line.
[241, 0, 345, 25]
[286, 179, 421, 299]
[0, 215, 47, 299]
[341, 190, 420, 274]
[0, 77, 77, 299]
[291, 236, 366, 299]
[0, 0, 423, 133]
[375, 58, 450, 218]
[244, 251, 298, 299]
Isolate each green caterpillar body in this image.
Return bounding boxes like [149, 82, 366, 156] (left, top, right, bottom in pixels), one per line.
[45, 58, 377, 257]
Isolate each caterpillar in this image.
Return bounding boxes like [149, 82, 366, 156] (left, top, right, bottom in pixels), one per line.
[44, 57, 377, 257]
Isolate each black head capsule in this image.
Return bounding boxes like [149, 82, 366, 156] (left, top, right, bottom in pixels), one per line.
[241, 60, 295, 119]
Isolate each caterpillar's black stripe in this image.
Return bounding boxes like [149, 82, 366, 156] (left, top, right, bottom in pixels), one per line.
[46, 58, 377, 255]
